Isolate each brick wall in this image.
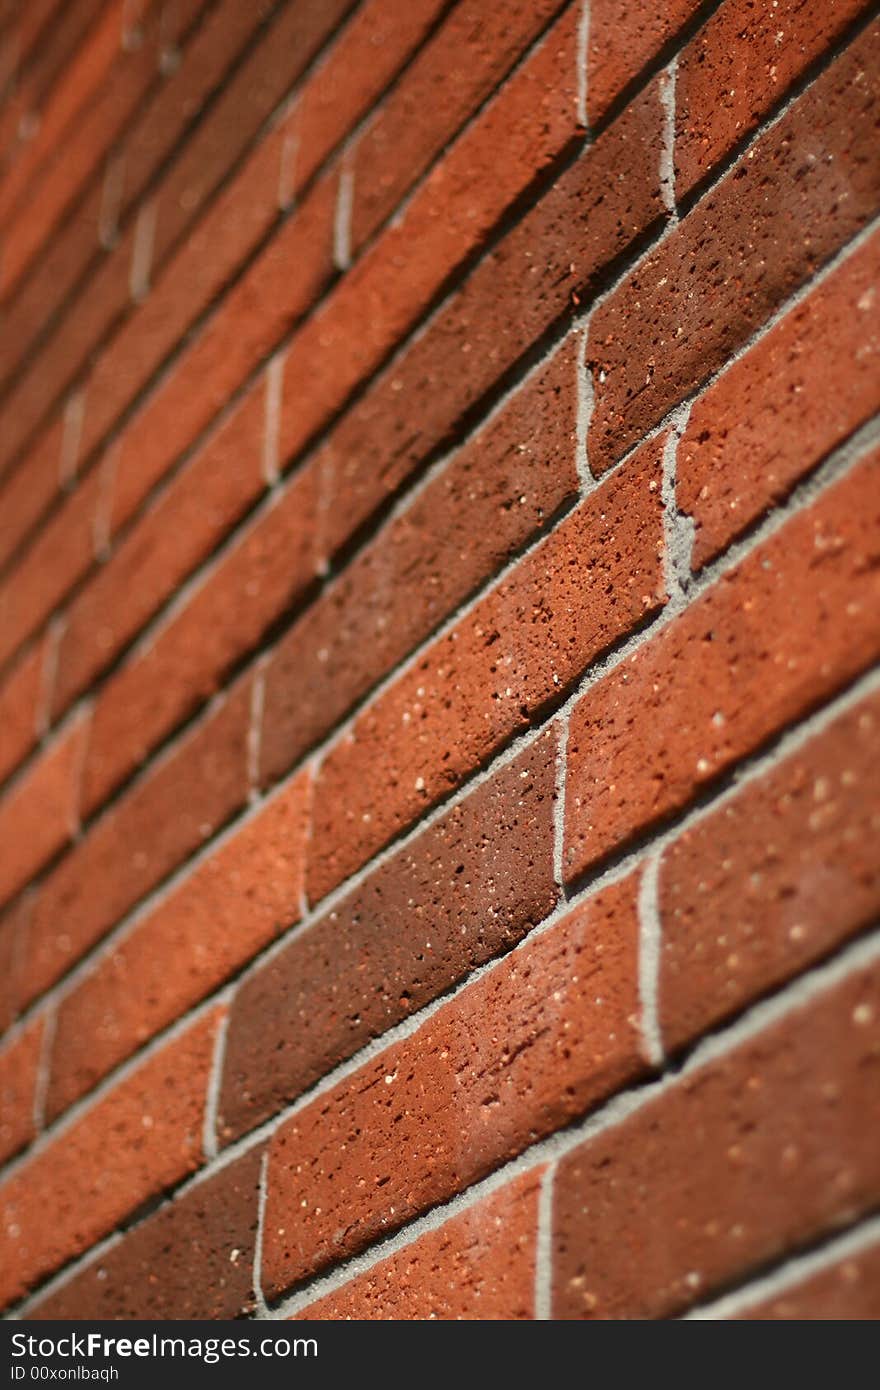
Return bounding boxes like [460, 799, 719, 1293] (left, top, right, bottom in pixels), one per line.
[0, 0, 878, 1321]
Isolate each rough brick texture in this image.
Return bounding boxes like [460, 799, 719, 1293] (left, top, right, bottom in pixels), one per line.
[262, 878, 646, 1297]
[552, 960, 880, 1318]
[730, 1238, 880, 1321]
[28, 1147, 265, 1321]
[297, 1170, 544, 1320]
[0, 0, 877, 1324]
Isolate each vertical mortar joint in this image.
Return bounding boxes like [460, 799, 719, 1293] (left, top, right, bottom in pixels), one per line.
[661, 403, 695, 607]
[333, 160, 355, 273]
[659, 57, 678, 220]
[637, 853, 665, 1070]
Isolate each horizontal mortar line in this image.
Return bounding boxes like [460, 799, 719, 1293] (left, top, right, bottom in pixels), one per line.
[265, 925, 880, 1317]
[11, 921, 880, 1322]
[1, 413, 877, 1075]
[0, 0, 577, 557]
[683, 1210, 880, 1320]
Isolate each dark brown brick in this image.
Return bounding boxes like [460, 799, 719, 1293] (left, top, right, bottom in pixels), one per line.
[221, 730, 559, 1141]
[29, 1147, 264, 1320]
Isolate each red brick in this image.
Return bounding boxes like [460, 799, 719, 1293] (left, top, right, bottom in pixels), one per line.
[146, 0, 354, 270]
[349, 0, 565, 252]
[586, 0, 700, 124]
[0, 0, 211, 391]
[262, 876, 645, 1298]
[260, 339, 580, 784]
[0, 1014, 42, 1163]
[0, 0, 129, 227]
[552, 957, 880, 1318]
[0, 465, 101, 670]
[0, 0, 428, 491]
[282, 77, 664, 542]
[0, 635, 45, 786]
[0, 231, 134, 483]
[48, 770, 310, 1122]
[103, 3, 583, 548]
[0, 713, 86, 910]
[0, 0, 279, 473]
[307, 437, 666, 903]
[107, 173, 336, 536]
[0, 408, 62, 574]
[221, 732, 559, 1141]
[679, 229, 880, 569]
[298, 1169, 544, 1320]
[0, 0, 108, 288]
[676, 0, 874, 198]
[53, 386, 267, 716]
[76, 169, 286, 471]
[659, 691, 880, 1053]
[0, 894, 31, 1035]
[29, 1145, 264, 1320]
[0, 1008, 221, 1308]
[733, 1237, 880, 1319]
[588, 23, 880, 474]
[292, 0, 452, 195]
[40, 0, 349, 456]
[82, 468, 319, 818]
[564, 450, 880, 884]
[0, 0, 162, 231]
[65, 0, 357, 471]
[21, 679, 252, 1006]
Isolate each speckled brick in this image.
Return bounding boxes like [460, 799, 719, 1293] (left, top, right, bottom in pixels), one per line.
[282, 78, 664, 552]
[309, 436, 666, 902]
[297, 1170, 544, 1320]
[732, 1237, 880, 1319]
[659, 690, 880, 1052]
[47, 770, 311, 1123]
[0, 1008, 221, 1308]
[259, 339, 580, 786]
[552, 959, 880, 1318]
[262, 876, 646, 1298]
[221, 731, 559, 1142]
[678, 228, 880, 570]
[275, 2, 583, 519]
[588, 22, 880, 474]
[348, 0, 565, 250]
[675, 0, 874, 198]
[564, 450, 880, 883]
[587, 0, 700, 124]
[29, 1146, 264, 1321]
